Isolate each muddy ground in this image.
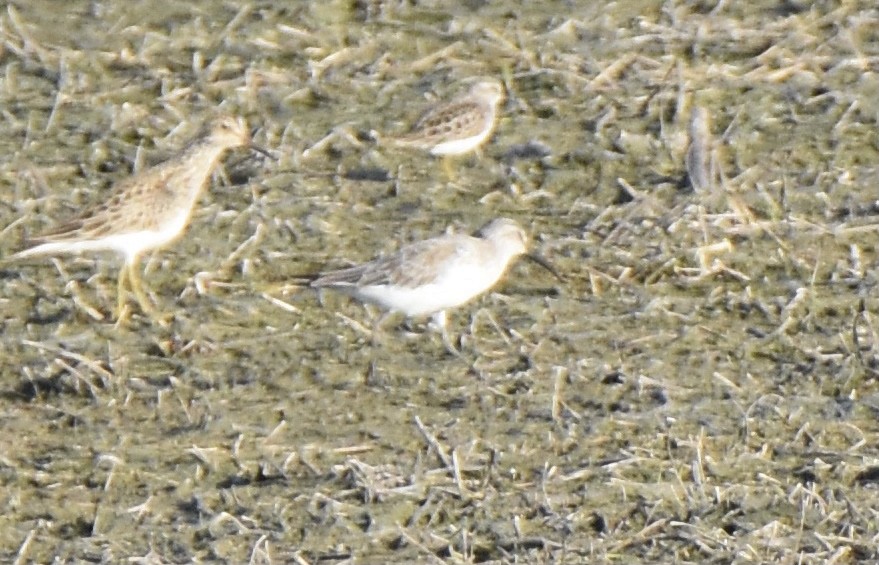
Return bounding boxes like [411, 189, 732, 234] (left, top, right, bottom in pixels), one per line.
[2, 0, 879, 563]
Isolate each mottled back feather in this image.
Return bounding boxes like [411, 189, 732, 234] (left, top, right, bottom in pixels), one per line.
[314, 236, 466, 290]
[28, 164, 185, 244]
[404, 100, 488, 143]
[393, 79, 503, 149]
[23, 116, 247, 247]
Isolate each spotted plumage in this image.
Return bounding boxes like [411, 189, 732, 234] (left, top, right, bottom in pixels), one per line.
[13, 115, 253, 323]
[391, 78, 505, 157]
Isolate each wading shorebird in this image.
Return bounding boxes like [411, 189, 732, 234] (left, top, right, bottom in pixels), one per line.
[310, 217, 559, 354]
[11, 115, 261, 324]
[390, 78, 505, 179]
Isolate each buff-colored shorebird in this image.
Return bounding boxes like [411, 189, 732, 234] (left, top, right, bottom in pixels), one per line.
[390, 78, 505, 178]
[311, 218, 559, 354]
[12, 116, 257, 324]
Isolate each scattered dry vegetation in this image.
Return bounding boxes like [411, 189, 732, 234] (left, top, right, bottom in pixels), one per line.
[2, 0, 879, 563]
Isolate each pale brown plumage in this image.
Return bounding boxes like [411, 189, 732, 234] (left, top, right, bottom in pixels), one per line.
[13, 115, 253, 323]
[391, 78, 505, 157]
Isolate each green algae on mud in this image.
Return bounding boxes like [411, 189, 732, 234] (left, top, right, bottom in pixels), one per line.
[2, 0, 879, 563]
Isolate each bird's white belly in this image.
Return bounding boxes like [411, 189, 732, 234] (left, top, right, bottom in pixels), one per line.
[26, 206, 194, 261]
[107, 206, 193, 257]
[354, 263, 504, 316]
[430, 128, 492, 156]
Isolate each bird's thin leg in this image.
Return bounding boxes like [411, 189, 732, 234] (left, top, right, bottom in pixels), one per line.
[441, 156, 457, 182]
[432, 310, 462, 357]
[128, 256, 169, 325]
[114, 262, 131, 324]
[128, 258, 151, 312]
[368, 306, 391, 347]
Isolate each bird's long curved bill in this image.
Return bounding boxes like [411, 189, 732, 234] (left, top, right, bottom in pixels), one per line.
[248, 144, 275, 159]
[525, 253, 564, 282]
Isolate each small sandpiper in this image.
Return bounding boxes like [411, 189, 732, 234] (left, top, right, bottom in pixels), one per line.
[310, 217, 559, 354]
[12, 115, 260, 324]
[390, 78, 505, 178]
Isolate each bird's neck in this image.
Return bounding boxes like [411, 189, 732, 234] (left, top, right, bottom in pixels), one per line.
[180, 139, 231, 199]
[486, 240, 519, 272]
